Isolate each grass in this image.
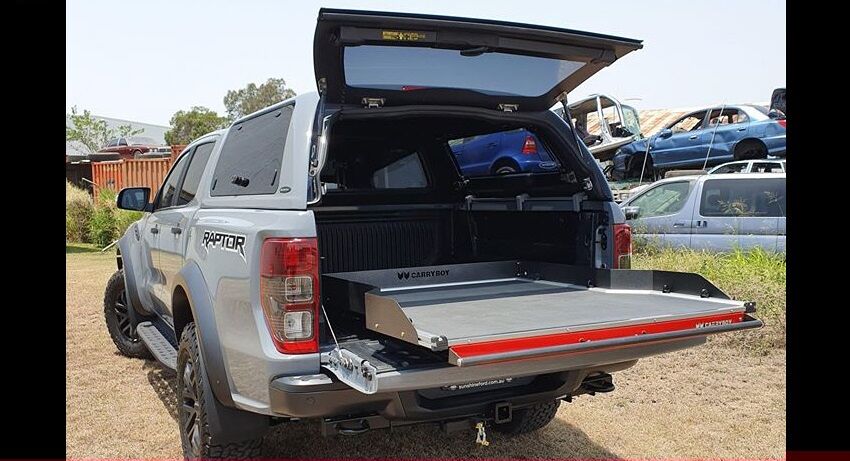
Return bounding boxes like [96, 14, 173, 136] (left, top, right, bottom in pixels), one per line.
[634, 246, 786, 352]
[66, 242, 101, 254]
[66, 249, 785, 458]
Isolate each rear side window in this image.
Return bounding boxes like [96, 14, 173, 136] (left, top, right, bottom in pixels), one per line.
[211, 105, 294, 196]
[751, 162, 783, 173]
[176, 142, 216, 206]
[707, 108, 748, 126]
[372, 153, 427, 189]
[699, 178, 786, 217]
[712, 163, 748, 174]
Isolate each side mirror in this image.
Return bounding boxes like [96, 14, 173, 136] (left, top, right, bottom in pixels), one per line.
[658, 128, 673, 139]
[623, 206, 640, 220]
[117, 187, 151, 211]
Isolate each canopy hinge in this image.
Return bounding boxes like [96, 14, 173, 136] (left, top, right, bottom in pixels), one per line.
[498, 103, 519, 112]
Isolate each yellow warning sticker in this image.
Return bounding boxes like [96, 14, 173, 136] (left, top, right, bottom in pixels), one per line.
[382, 30, 426, 41]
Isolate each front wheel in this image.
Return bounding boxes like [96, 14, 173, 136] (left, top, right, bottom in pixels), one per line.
[492, 400, 560, 435]
[178, 323, 264, 459]
[104, 270, 152, 359]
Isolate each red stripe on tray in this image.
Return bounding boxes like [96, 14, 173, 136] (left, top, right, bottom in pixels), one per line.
[450, 312, 744, 359]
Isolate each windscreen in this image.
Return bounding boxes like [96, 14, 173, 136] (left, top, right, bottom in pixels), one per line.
[344, 45, 584, 97]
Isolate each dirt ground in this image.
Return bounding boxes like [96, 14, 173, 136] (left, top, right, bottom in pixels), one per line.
[66, 249, 785, 459]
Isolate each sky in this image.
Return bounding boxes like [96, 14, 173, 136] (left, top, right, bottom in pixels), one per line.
[66, 0, 786, 126]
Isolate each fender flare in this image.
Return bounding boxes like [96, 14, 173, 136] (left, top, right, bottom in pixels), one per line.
[173, 261, 234, 407]
[173, 261, 269, 442]
[116, 228, 152, 317]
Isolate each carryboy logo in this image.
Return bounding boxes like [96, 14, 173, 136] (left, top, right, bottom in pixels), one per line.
[695, 319, 733, 328]
[202, 230, 246, 260]
[397, 269, 450, 280]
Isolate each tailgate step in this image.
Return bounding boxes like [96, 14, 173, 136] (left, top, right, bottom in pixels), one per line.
[137, 321, 177, 370]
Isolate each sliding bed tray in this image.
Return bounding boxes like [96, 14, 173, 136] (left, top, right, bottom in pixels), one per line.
[321, 261, 761, 367]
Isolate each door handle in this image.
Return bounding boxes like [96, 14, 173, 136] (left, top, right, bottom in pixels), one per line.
[150, 227, 159, 234]
[694, 220, 708, 228]
[171, 227, 182, 235]
[673, 222, 687, 228]
[737, 127, 746, 131]
[688, 135, 699, 140]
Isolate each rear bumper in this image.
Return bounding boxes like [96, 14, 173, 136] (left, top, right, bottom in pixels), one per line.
[267, 336, 699, 420]
[269, 367, 607, 422]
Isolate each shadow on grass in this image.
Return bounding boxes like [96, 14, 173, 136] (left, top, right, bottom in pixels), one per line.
[145, 358, 620, 458]
[66, 243, 101, 254]
[145, 362, 178, 422]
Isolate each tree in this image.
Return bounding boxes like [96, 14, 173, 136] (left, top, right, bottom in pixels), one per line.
[164, 107, 228, 145]
[223, 78, 297, 120]
[66, 106, 143, 153]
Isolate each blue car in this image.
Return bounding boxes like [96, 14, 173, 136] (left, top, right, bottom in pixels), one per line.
[611, 104, 786, 180]
[450, 129, 559, 176]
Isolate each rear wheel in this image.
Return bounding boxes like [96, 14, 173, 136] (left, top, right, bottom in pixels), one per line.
[492, 400, 560, 435]
[132, 149, 143, 159]
[734, 140, 767, 160]
[178, 323, 264, 459]
[104, 270, 152, 359]
[494, 164, 518, 175]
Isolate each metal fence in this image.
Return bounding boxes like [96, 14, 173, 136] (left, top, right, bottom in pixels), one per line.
[91, 158, 173, 197]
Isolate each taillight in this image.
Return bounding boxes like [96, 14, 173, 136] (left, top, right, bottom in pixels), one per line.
[613, 223, 632, 269]
[260, 237, 319, 354]
[521, 135, 538, 155]
[777, 119, 786, 129]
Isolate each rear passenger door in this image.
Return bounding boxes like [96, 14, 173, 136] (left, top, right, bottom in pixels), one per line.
[146, 153, 192, 309]
[451, 133, 501, 176]
[690, 177, 785, 252]
[155, 141, 217, 321]
[705, 107, 749, 164]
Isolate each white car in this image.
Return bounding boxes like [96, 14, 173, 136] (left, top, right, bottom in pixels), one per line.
[707, 159, 785, 174]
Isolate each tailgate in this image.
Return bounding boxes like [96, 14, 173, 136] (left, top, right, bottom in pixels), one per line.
[321, 261, 761, 393]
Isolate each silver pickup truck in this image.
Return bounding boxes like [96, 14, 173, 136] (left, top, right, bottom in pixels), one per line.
[104, 9, 761, 458]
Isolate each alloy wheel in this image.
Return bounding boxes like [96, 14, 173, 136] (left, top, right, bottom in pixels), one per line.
[181, 358, 203, 457]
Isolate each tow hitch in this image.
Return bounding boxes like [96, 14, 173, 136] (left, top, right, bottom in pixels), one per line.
[474, 421, 490, 446]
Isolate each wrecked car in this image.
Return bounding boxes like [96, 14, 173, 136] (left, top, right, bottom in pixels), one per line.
[610, 104, 786, 180]
[553, 94, 642, 162]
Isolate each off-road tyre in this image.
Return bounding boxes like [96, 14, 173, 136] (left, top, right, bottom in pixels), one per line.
[492, 400, 560, 435]
[104, 270, 152, 359]
[178, 323, 263, 459]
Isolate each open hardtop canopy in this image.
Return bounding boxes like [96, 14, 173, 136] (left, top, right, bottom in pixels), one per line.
[314, 8, 643, 111]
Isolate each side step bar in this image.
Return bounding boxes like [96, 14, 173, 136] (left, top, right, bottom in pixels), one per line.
[137, 321, 177, 370]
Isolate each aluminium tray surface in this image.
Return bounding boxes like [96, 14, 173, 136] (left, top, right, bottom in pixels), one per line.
[373, 278, 743, 345]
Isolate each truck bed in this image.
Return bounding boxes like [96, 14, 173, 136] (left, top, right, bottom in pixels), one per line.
[320, 261, 760, 393]
[377, 278, 742, 346]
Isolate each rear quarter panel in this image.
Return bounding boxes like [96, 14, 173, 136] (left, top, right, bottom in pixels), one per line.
[187, 209, 320, 413]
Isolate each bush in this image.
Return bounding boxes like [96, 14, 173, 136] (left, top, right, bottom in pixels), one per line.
[87, 188, 144, 247]
[634, 246, 786, 352]
[66, 181, 93, 243]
